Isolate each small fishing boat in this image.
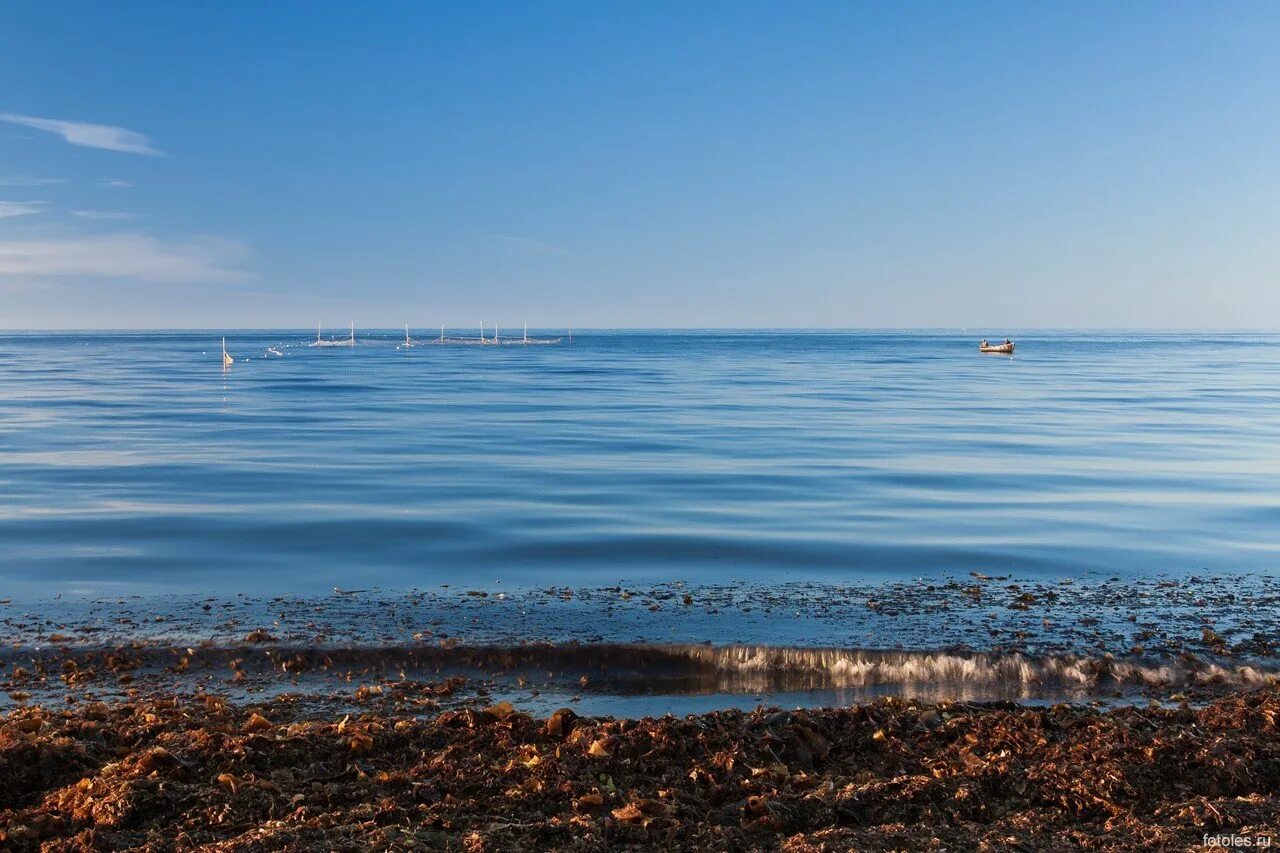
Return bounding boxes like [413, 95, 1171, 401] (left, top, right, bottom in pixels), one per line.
[979, 339, 1015, 354]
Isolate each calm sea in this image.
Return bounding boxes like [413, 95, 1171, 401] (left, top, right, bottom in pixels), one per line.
[1, 330, 1277, 600]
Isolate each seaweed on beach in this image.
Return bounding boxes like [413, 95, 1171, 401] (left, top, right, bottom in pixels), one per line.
[1, 685, 1277, 851]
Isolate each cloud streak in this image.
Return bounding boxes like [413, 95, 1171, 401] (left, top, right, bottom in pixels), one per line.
[494, 234, 570, 256]
[0, 112, 163, 156]
[0, 201, 48, 219]
[71, 210, 139, 220]
[0, 233, 249, 283]
[0, 176, 65, 187]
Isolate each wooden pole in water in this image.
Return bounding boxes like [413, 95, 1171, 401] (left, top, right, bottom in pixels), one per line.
[480, 321, 484, 344]
[405, 324, 410, 346]
[440, 324, 445, 343]
[316, 321, 321, 344]
[350, 321, 355, 345]
[495, 322, 499, 344]
[524, 321, 528, 344]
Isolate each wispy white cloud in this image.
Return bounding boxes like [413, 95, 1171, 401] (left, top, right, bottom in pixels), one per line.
[0, 233, 249, 283]
[0, 112, 163, 156]
[0, 176, 65, 187]
[71, 209, 139, 220]
[99, 179, 133, 189]
[494, 234, 570, 256]
[0, 201, 48, 219]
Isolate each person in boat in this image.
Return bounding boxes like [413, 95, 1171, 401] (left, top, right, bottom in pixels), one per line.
[1004, 338, 1011, 345]
[981, 339, 988, 347]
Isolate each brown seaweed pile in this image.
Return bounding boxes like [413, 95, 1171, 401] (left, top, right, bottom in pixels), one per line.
[1, 685, 1277, 850]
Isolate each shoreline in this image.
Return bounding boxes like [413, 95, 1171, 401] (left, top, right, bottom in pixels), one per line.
[4, 640, 1277, 717]
[5, 575, 1278, 846]
[5, 574, 1279, 715]
[2, 685, 1277, 850]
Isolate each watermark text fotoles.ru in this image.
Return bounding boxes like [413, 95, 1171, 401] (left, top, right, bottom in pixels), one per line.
[1204, 835, 1273, 849]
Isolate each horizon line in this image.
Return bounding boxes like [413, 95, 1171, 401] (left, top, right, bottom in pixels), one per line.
[2, 326, 1279, 334]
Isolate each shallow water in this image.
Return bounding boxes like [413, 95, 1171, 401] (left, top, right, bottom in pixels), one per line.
[1, 330, 1278, 601]
[8, 574, 1279, 712]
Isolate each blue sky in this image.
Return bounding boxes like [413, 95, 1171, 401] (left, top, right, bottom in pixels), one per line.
[2, 1, 1278, 328]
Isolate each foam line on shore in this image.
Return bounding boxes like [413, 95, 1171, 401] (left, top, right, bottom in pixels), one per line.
[7, 642, 1277, 694]
[676, 644, 1279, 690]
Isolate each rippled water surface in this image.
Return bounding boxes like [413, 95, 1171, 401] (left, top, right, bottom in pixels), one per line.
[1, 330, 1277, 599]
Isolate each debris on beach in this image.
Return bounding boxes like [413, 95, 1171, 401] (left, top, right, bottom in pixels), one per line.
[0, 687, 1277, 850]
